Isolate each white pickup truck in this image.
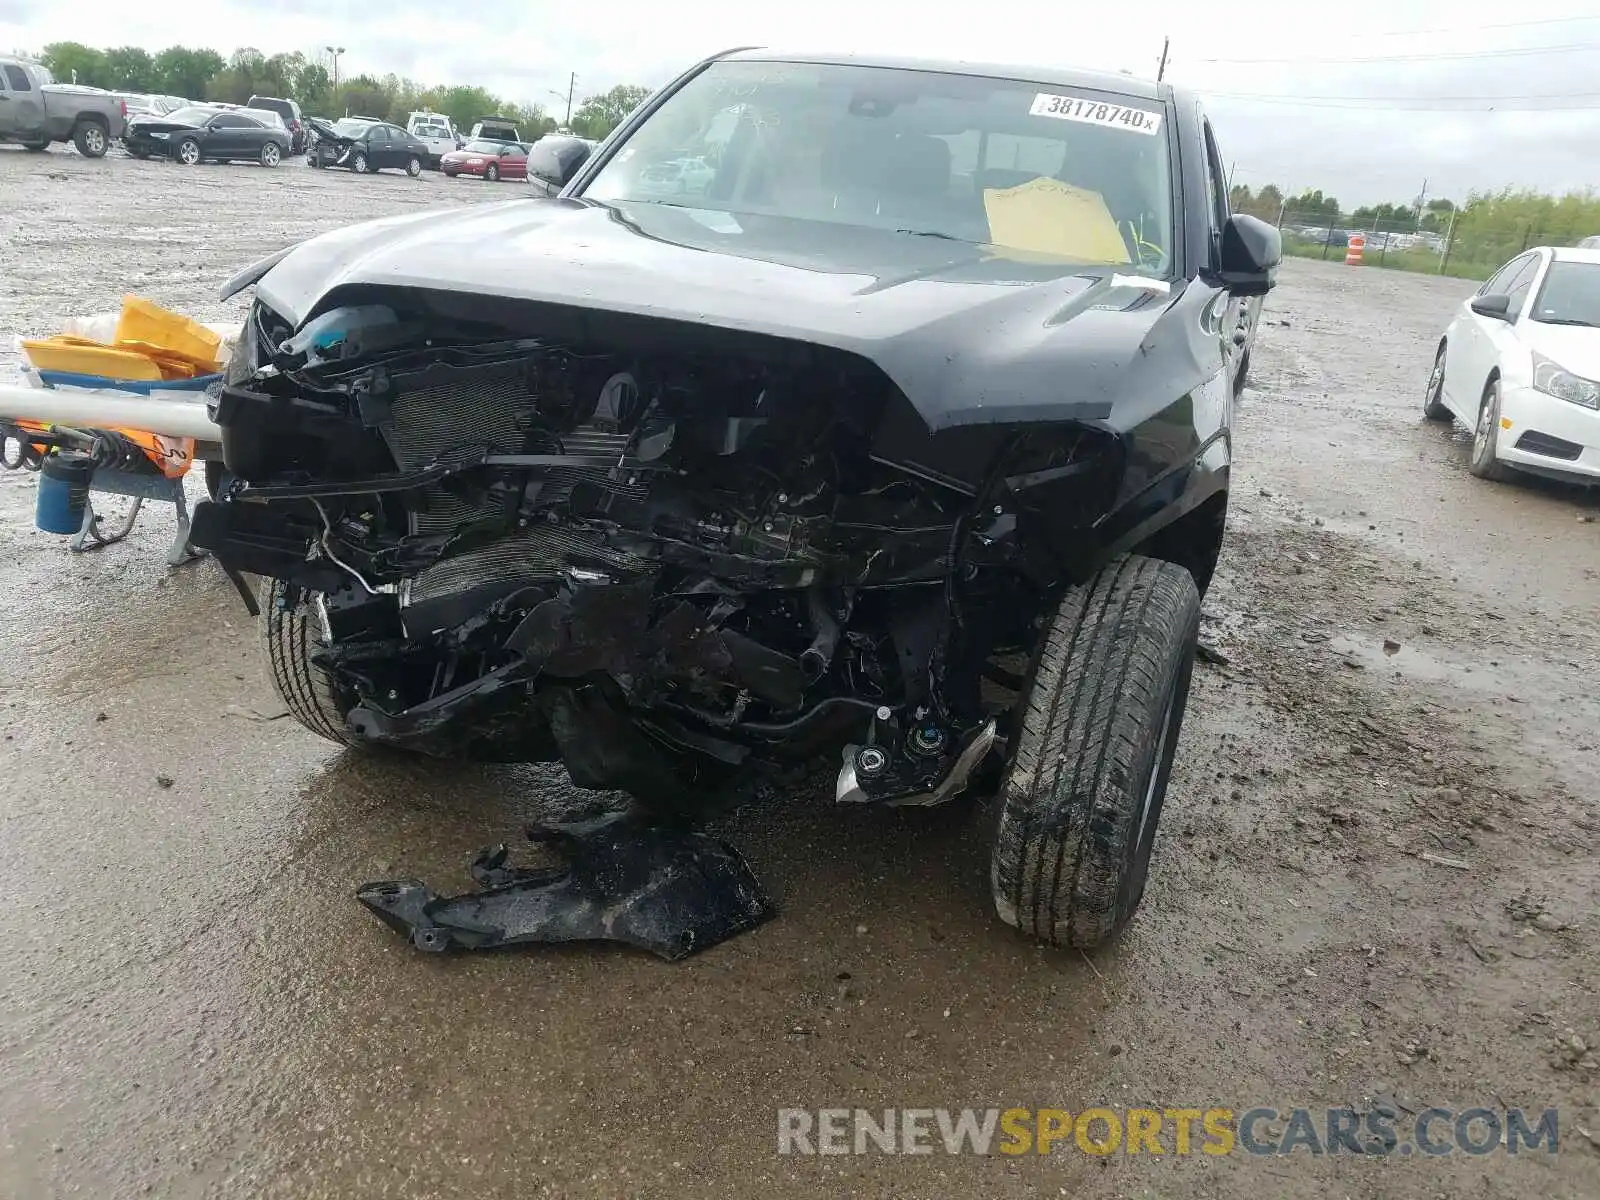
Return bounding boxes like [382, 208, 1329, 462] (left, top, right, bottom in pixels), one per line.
[0, 56, 127, 157]
[406, 112, 460, 168]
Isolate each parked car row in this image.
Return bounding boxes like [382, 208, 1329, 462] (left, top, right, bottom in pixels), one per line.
[2, 53, 591, 189]
[116, 92, 187, 118]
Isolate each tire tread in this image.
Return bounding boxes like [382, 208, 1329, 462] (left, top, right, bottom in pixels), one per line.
[991, 555, 1200, 949]
[260, 579, 359, 746]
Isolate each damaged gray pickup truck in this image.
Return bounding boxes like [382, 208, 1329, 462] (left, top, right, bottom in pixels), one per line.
[193, 49, 1280, 952]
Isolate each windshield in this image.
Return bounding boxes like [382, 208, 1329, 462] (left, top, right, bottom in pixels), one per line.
[583, 59, 1174, 272]
[417, 123, 449, 136]
[462, 140, 507, 153]
[1530, 261, 1600, 328]
[163, 106, 217, 125]
[334, 118, 374, 138]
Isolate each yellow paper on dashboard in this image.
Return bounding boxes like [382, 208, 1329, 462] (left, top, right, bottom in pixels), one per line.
[983, 177, 1131, 265]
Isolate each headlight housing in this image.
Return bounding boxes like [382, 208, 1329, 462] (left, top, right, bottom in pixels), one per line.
[1532, 352, 1600, 409]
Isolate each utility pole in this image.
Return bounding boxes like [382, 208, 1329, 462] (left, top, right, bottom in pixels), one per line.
[1156, 36, 1170, 82]
[1438, 208, 1459, 275]
[547, 74, 577, 129]
[1414, 176, 1428, 225]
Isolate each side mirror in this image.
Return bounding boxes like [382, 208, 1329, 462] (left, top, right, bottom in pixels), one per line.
[1217, 214, 1283, 296]
[528, 141, 593, 191]
[1470, 293, 1513, 321]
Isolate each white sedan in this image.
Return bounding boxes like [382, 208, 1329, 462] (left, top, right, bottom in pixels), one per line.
[1424, 246, 1600, 484]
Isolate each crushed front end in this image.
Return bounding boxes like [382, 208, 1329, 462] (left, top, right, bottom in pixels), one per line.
[192, 290, 1125, 810]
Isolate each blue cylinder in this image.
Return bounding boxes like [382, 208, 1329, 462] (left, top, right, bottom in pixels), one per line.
[36, 451, 94, 535]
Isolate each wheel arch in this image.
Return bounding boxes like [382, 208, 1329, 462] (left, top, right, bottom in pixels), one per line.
[1132, 488, 1229, 597]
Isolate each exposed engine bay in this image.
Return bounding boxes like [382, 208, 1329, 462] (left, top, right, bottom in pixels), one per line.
[192, 293, 1127, 808]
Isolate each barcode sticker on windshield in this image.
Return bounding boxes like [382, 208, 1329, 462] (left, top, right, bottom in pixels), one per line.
[1029, 94, 1163, 136]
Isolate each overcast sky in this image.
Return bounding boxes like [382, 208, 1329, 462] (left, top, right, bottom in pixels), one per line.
[3, 0, 1596, 207]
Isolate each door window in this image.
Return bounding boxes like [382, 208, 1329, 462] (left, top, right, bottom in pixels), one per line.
[1201, 121, 1228, 230]
[1480, 254, 1530, 296]
[368, 126, 390, 144]
[1504, 254, 1543, 313]
[3, 64, 32, 91]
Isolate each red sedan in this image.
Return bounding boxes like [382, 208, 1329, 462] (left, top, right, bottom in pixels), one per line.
[440, 140, 528, 181]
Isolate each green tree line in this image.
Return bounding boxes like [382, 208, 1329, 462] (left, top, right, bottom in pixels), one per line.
[30, 42, 651, 142]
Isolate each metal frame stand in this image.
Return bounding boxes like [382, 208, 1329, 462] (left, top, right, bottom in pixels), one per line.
[68, 465, 199, 567]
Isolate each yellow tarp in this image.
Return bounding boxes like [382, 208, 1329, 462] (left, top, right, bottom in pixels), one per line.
[983, 178, 1131, 265]
[20, 296, 224, 383]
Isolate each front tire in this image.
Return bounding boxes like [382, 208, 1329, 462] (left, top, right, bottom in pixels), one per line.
[990, 555, 1201, 950]
[1423, 343, 1453, 421]
[175, 137, 201, 166]
[1232, 346, 1251, 398]
[485, 163, 499, 181]
[351, 152, 369, 174]
[260, 142, 281, 168]
[260, 579, 363, 748]
[72, 119, 108, 158]
[1469, 377, 1513, 481]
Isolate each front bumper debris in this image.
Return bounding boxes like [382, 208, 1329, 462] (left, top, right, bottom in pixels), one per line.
[356, 811, 775, 961]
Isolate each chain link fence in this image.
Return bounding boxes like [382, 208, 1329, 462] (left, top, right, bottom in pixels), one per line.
[1273, 206, 1598, 281]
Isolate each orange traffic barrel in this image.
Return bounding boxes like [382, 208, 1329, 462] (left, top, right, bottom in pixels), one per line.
[1346, 233, 1366, 265]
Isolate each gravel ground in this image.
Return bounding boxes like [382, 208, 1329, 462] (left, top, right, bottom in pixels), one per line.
[1, 145, 1598, 1200]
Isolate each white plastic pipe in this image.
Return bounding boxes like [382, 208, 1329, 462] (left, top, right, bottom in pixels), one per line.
[0, 383, 221, 441]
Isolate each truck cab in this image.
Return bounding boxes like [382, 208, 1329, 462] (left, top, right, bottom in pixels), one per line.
[407, 112, 461, 166]
[0, 55, 126, 156]
[0, 59, 49, 144]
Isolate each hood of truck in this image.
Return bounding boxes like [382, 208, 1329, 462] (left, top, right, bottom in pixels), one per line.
[251, 196, 1200, 432]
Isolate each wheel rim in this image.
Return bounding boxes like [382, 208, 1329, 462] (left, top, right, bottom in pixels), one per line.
[1133, 685, 1178, 862]
[408, 157, 420, 176]
[354, 154, 366, 172]
[1426, 352, 1445, 407]
[1119, 640, 1195, 915]
[179, 141, 198, 165]
[487, 166, 497, 181]
[85, 126, 105, 153]
[264, 144, 279, 166]
[1474, 387, 1497, 459]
